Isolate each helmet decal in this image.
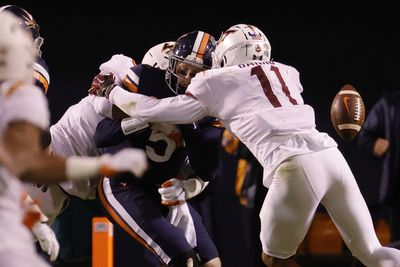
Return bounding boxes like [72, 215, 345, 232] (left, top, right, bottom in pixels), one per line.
[213, 24, 271, 68]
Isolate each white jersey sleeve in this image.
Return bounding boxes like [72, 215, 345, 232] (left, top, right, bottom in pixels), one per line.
[108, 86, 207, 124]
[99, 54, 136, 84]
[92, 95, 113, 119]
[0, 81, 49, 134]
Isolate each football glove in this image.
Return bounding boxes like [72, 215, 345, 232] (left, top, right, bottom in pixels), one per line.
[99, 148, 148, 178]
[31, 222, 60, 261]
[159, 177, 208, 206]
[88, 73, 116, 98]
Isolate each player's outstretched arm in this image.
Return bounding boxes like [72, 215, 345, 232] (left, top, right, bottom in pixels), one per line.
[107, 86, 207, 124]
[2, 120, 148, 182]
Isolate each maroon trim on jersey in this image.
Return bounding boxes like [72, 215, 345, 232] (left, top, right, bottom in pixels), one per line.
[185, 92, 198, 100]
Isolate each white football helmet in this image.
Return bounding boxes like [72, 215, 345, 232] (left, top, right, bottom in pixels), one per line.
[212, 24, 271, 68]
[142, 41, 175, 70]
[0, 11, 35, 83]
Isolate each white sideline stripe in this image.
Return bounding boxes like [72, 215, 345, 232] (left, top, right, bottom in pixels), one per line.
[102, 178, 171, 264]
[338, 124, 361, 131]
[338, 90, 360, 96]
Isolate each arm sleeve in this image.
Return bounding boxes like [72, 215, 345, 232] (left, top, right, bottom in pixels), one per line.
[108, 87, 208, 124]
[358, 98, 386, 156]
[94, 118, 125, 148]
[2, 84, 50, 132]
[92, 96, 113, 119]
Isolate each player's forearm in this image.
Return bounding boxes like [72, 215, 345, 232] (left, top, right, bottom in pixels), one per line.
[108, 87, 207, 124]
[18, 153, 68, 182]
[19, 154, 102, 183]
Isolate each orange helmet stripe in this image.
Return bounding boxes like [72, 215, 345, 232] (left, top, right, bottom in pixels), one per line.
[33, 70, 49, 94]
[122, 76, 139, 93]
[197, 33, 211, 59]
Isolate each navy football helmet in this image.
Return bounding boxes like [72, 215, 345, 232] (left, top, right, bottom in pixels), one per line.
[0, 5, 43, 57]
[166, 31, 216, 94]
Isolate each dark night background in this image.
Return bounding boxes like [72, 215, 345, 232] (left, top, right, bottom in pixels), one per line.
[3, 1, 400, 266]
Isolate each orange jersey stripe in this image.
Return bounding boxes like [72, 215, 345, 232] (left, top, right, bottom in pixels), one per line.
[5, 81, 23, 98]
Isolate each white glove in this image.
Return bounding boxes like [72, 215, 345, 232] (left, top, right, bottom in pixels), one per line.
[159, 178, 186, 206]
[99, 148, 148, 177]
[158, 177, 208, 206]
[31, 222, 60, 261]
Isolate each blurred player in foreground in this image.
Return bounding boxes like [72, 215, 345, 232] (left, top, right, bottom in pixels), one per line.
[0, 11, 148, 267]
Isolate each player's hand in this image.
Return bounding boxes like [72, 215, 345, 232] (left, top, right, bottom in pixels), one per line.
[99, 148, 148, 178]
[373, 138, 389, 157]
[31, 222, 60, 261]
[88, 73, 116, 98]
[159, 178, 186, 206]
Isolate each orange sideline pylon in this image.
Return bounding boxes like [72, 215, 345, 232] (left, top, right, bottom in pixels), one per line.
[92, 217, 114, 267]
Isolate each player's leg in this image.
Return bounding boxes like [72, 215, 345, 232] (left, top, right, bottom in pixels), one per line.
[321, 148, 400, 267]
[187, 204, 220, 267]
[0, 248, 50, 267]
[0, 214, 51, 267]
[259, 154, 322, 266]
[98, 177, 200, 266]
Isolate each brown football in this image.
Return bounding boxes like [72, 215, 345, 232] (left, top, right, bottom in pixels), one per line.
[330, 84, 365, 141]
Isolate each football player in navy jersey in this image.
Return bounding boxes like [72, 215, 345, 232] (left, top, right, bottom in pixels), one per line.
[91, 31, 222, 267]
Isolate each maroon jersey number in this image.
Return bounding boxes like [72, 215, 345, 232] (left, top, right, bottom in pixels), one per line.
[251, 65, 298, 107]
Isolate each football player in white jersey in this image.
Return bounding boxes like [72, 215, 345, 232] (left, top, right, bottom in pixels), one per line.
[0, 11, 148, 267]
[0, 5, 139, 261]
[36, 44, 169, 225]
[33, 44, 172, 264]
[0, 5, 61, 260]
[95, 24, 400, 267]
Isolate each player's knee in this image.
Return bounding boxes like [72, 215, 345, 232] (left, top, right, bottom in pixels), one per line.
[261, 252, 301, 267]
[262, 252, 272, 266]
[202, 257, 221, 267]
[170, 249, 200, 267]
